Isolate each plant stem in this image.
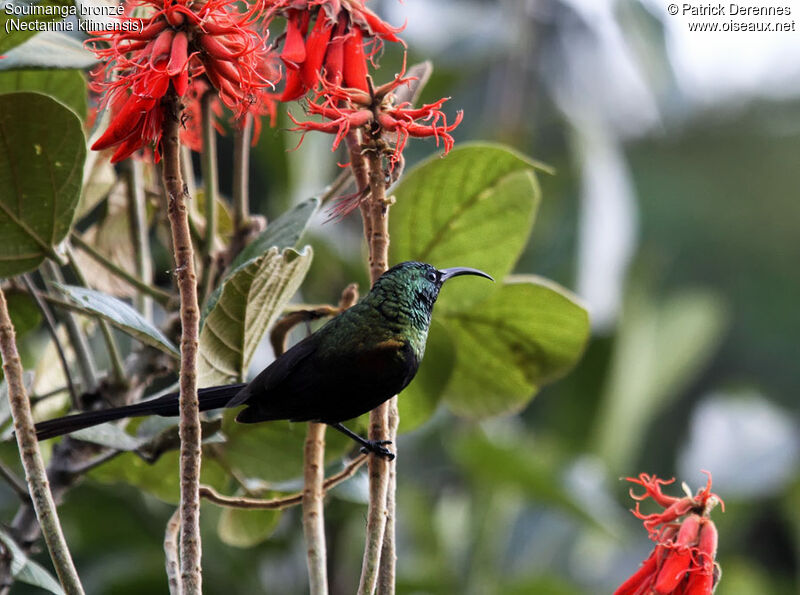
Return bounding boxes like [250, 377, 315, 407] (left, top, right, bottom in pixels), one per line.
[0, 288, 85, 595]
[164, 508, 182, 595]
[198, 454, 367, 509]
[125, 158, 155, 320]
[232, 114, 252, 235]
[70, 232, 171, 306]
[357, 146, 395, 595]
[64, 245, 127, 387]
[162, 92, 203, 595]
[41, 261, 98, 393]
[21, 274, 79, 408]
[376, 398, 399, 595]
[303, 422, 329, 595]
[200, 91, 218, 304]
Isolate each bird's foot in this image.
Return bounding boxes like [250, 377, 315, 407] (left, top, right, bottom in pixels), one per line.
[360, 440, 395, 460]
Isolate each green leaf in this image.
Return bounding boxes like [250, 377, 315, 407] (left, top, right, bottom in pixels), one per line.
[0, 69, 86, 120]
[0, 31, 97, 69]
[592, 287, 728, 471]
[217, 413, 354, 482]
[4, 290, 42, 337]
[398, 319, 455, 433]
[52, 284, 179, 357]
[441, 277, 590, 418]
[0, 1, 70, 54]
[89, 449, 229, 504]
[229, 198, 319, 271]
[217, 506, 282, 548]
[390, 143, 547, 312]
[0, 92, 85, 277]
[0, 528, 64, 594]
[199, 246, 313, 385]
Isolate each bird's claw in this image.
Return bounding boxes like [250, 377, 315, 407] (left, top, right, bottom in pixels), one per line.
[360, 440, 395, 460]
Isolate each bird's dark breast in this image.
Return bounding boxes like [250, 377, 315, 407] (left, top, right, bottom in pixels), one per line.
[234, 337, 419, 425]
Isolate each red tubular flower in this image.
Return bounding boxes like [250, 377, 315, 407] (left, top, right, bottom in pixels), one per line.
[268, 0, 404, 101]
[614, 472, 723, 595]
[290, 71, 462, 166]
[89, 0, 275, 162]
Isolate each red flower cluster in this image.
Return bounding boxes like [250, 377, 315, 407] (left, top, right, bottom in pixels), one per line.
[290, 73, 463, 167]
[615, 472, 723, 595]
[268, 0, 404, 101]
[90, 0, 273, 162]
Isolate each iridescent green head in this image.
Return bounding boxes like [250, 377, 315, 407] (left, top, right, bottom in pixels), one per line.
[373, 261, 493, 313]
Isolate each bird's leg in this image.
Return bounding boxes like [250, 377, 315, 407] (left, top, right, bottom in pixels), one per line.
[328, 422, 395, 461]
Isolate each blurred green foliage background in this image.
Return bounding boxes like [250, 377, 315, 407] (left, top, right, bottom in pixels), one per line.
[1, 0, 798, 593]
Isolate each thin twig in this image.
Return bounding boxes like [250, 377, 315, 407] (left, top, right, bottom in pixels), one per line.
[357, 145, 394, 595]
[199, 454, 368, 510]
[164, 508, 182, 595]
[0, 288, 85, 594]
[199, 91, 219, 305]
[162, 91, 203, 595]
[21, 274, 79, 408]
[126, 158, 155, 320]
[232, 114, 252, 235]
[64, 245, 127, 388]
[41, 261, 98, 394]
[0, 460, 29, 502]
[70, 232, 171, 306]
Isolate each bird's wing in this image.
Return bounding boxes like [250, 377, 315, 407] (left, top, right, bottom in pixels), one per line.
[226, 334, 318, 408]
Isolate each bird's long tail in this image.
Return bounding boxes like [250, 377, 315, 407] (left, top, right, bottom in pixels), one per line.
[34, 384, 247, 441]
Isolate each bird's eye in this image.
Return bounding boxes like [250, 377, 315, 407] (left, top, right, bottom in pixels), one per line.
[426, 271, 438, 282]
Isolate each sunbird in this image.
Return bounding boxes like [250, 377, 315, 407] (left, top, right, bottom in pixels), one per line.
[34, 262, 492, 459]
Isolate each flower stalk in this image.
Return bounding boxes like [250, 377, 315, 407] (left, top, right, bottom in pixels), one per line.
[0, 288, 85, 595]
[161, 91, 203, 594]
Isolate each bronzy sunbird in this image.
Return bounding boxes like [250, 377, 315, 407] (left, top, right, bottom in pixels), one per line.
[34, 262, 492, 459]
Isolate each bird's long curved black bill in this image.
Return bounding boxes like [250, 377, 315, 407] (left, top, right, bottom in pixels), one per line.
[438, 267, 494, 283]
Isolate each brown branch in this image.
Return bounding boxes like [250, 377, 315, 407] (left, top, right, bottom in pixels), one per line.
[21, 274, 79, 408]
[198, 454, 368, 510]
[303, 421, 328, 595]
[0, 288, 85, 594]
[357, 146, 395, 595]
[164, 508, 181, 595]
[162, 92, 203, 595]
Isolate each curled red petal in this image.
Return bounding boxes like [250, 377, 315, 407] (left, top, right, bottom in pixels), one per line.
[358, 6, 404, 43]
[613, 548, 659, 595]
[167, 31, 188, 76]
[149, 28, 175, 65]
[281, 10, 307, 68]
[281, 68, 307, 101]
[172, 68, 189, 96]
[301, 13, 333, 89]
[342, 28, 368, 92]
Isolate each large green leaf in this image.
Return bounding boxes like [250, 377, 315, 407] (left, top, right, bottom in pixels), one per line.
[217, 506, 282, 549]
[397, 319, 455, 433]
[441, 277, 590, 418]
[229, 198, 319, 271]
[0, 92, 84, 277]
[0, 528, 64, 594]
[52, 284, 179, 357]
[89, 449, 229, 504]
[216, 414, 354, 483]
[0, 31, 97, 69]
[390, 143, 548, 312]
[0, 1, 70, 54]
[199, 246, 313, 385]
[0, 69, 86, 120]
